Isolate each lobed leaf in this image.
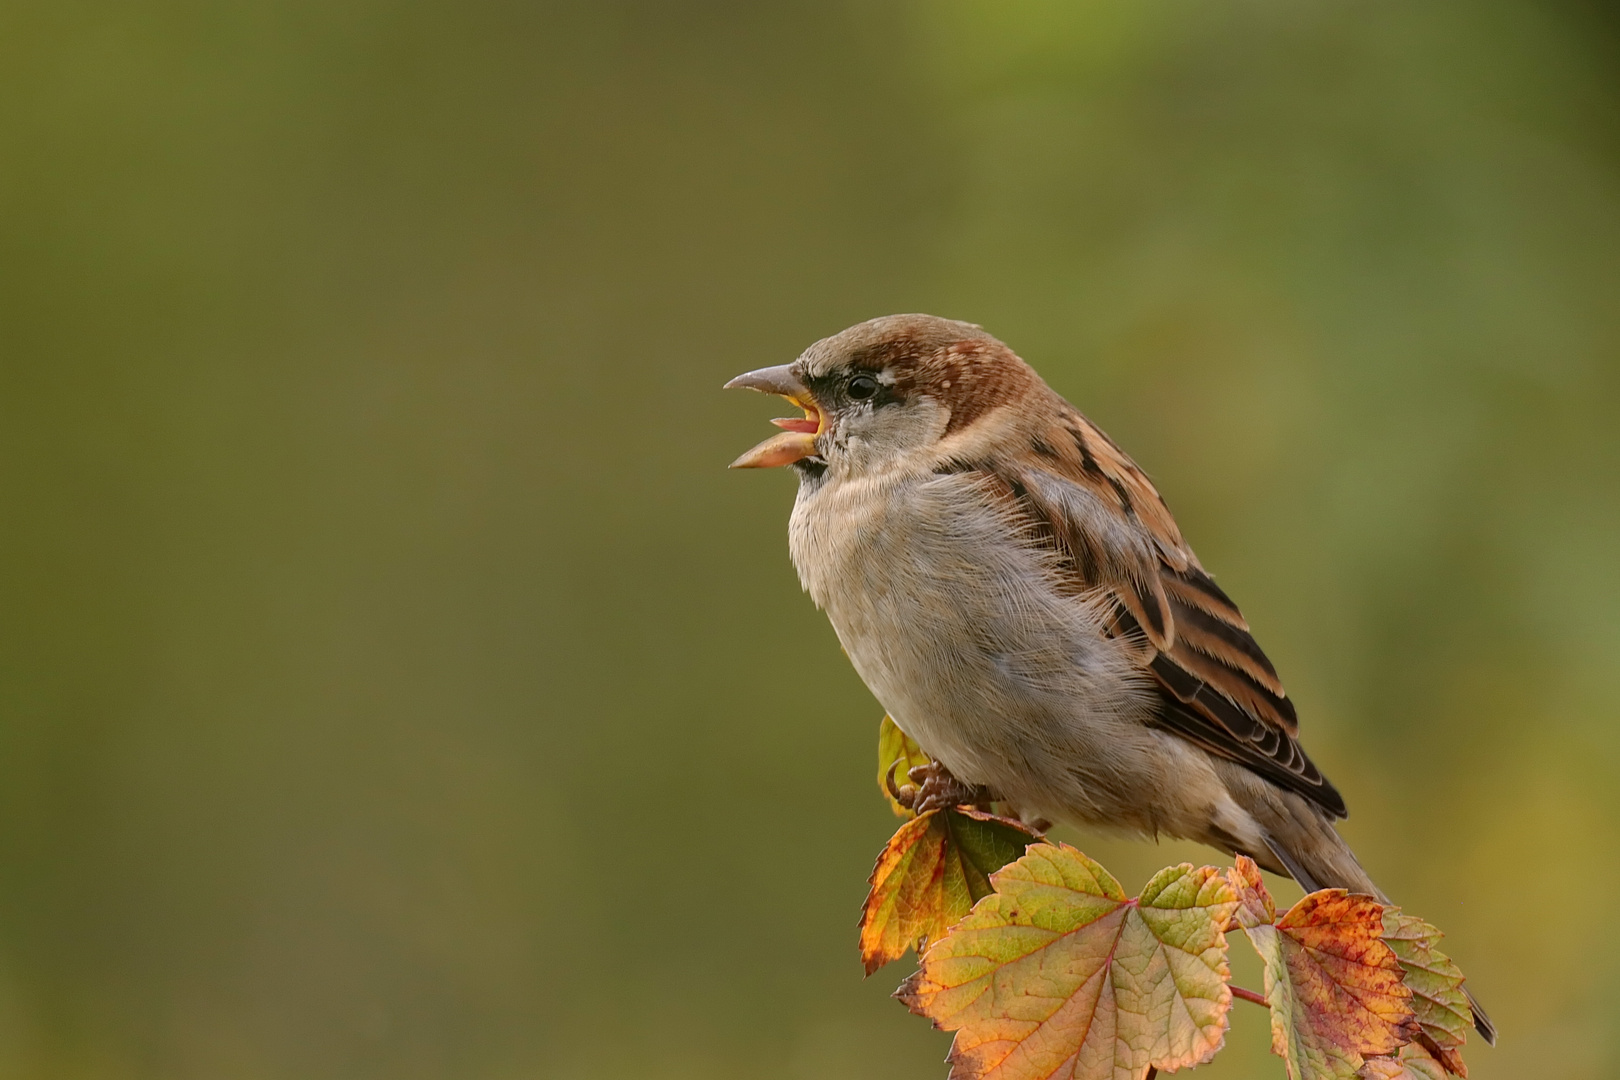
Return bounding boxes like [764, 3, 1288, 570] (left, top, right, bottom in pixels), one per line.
[860, 808, 1037, 975]
[898, 843, 1238, 1080]
[1229, 858, 1419, 1080]
[1380, 910, 1470, 1076]
[877, 714, 933, 818]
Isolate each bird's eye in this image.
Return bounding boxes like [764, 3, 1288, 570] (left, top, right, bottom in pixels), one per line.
[847, 373, 879, 400]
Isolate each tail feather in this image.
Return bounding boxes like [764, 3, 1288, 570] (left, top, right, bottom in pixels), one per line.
[1261, 834, 1323, 893]
[1460, 986, 1496, 1047]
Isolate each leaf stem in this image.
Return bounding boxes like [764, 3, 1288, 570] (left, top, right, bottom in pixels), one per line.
[1231, 986, 1269, 1008]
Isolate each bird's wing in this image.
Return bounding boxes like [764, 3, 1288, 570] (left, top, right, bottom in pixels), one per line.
[979, 405, 1347, 819]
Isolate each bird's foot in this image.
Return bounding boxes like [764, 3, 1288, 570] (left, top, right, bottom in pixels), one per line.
[893, 760, 994, 815]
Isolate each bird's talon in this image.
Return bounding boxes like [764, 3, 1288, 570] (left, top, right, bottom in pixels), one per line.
[885, 760, 909, 807]
[907, 759, 992, 815]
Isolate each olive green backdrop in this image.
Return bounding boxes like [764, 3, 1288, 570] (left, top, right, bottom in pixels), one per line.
[3, 1, 1618, 1077]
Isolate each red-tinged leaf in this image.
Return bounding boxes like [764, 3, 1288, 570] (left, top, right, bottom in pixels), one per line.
[860, 808, 1037, 974]
[1380, 910, 1470, 1076]
[1358, 1041, 1449, 1080]
[898, 843, 1238, 1080]
[1231, 855, 1278, 929]
[877, 714, 932, 818]
[1228, 857, 1419, 1080]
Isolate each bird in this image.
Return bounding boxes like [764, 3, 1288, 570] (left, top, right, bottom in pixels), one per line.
[725, 313, 1494, 1045]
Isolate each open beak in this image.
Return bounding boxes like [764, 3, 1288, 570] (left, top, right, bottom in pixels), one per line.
[724, 364, 825, 468]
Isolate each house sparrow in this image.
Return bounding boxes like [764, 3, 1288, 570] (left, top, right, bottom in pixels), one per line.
[726, 313, 1493, 1044]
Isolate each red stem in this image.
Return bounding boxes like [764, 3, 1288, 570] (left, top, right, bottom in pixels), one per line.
[1232, 985, 1269, 1008]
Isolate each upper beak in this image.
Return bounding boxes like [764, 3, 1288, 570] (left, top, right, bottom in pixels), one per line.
[724, 364, 808, 399]
[724, 364, 824, 468]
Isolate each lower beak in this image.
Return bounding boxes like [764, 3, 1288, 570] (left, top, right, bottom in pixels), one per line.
[724, 364, 824, 468]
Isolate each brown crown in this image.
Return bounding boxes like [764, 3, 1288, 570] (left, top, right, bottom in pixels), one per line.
[805, 314, 1037, 436]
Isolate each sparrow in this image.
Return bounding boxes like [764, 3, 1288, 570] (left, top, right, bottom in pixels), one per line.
[726, 313, 1493, 1044]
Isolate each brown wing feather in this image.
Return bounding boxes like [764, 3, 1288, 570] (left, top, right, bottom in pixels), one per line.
[986, 406, 1346, 819]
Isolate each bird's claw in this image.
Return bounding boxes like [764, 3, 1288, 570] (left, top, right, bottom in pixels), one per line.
[884, 759, 922, 809]
[898, 760, 993, 815]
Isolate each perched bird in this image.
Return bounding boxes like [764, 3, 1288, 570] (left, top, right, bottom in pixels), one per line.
[726, 313, 1493, 1044]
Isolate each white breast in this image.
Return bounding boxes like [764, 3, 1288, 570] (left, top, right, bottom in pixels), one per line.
[787, 467, 1161, 824]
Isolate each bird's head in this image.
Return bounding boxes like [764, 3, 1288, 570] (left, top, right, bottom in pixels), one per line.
[725, 314, 1040, 477]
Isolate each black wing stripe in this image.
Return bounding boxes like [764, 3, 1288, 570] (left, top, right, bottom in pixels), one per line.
[1167, 628, 1299, 733]
[1149, 654, 1345, 818]
[1181, 565, 1239, 611]
[1170, 598, 1281, 685]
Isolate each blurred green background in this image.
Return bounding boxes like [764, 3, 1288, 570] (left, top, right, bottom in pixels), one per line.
[2, 1, 1618, 1077]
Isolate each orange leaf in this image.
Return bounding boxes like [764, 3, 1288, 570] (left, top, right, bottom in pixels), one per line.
[899, 843, 1238, 1080]
[1229, 858, 1419, 1080]
[860, 808, 1036, 974]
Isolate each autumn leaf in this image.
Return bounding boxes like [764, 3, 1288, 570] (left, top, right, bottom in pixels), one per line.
[898, 843, 1238, 1080]
[1229, 858, 1419, 1080]
[859, 808, 1037, 975]
[1380, 910, 1470, 1076]
[877, 714, 932, 818]
[1358, 1041, 1449, 1080]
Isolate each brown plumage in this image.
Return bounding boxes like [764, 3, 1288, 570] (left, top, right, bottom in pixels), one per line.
[726, 313, 1493, 1045]
[979, 402, 1343, 817]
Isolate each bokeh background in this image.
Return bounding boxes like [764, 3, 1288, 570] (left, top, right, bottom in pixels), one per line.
[3, 1, 1618, 1077]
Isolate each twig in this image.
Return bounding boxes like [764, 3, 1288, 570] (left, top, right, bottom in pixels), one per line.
[1232, 985, 1269, 1008]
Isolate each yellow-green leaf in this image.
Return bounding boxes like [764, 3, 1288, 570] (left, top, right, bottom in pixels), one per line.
[877, 714, 932, 818]
[1380, 910, 1470, 1076]
[859, 808, 1037, 975]
[1229, 858, 1419, 1080]
[899, 843, 1238, 1080]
